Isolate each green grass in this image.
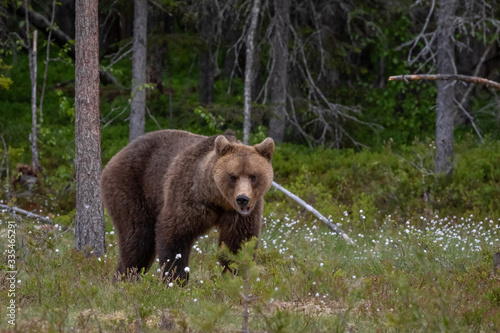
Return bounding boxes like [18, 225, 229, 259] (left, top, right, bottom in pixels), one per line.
[1, 207, 499, 332]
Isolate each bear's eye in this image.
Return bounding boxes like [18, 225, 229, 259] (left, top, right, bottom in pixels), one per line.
[250, 175, 257, 182]
[230, 175, 237, 182]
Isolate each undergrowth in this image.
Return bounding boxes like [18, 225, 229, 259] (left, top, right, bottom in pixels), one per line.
[0, 209, 499, 331]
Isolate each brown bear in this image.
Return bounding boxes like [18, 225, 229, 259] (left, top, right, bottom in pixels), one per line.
[101, 129, 274, 283]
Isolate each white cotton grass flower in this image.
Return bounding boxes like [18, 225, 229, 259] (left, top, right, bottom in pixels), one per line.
[176, 253, 182, 259]
[184, 267, 190, 273]
[168, 282, 174, 287]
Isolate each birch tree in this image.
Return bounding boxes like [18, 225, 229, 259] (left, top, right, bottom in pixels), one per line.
[243, 0, 261, 145]
[24, 0, 39, 172]
[129, 0, 148, 142]
[74, 0, 105, 257]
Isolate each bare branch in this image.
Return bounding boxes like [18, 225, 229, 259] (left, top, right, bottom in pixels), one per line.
[0, 204, 52, 223]
[459, 36, 496, 106]
[102, 104, 130, 128]
[102, 41, 133, 71]
[148, 0, 172, 14]
[389, 74, 500, 91]
[146, 105, 162, 130]
[407, 0, 436, 65]
[454, 98, 484, 143]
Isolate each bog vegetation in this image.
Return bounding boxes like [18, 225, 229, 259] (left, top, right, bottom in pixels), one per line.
[1, 0, 500, 331]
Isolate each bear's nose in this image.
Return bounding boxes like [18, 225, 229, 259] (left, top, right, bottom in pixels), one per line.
[236, 195, 249, 207]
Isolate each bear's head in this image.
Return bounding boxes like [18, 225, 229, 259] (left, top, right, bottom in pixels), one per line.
[213, 136, 274, 216]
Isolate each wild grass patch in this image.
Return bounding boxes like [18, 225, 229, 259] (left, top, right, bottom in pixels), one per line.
[1, 207, 499, 332]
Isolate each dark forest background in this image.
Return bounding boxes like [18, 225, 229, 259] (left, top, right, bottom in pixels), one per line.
[1, 0, 500, 216]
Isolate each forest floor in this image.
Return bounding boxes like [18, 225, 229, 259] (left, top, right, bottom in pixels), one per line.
[1, 203, 499, 332]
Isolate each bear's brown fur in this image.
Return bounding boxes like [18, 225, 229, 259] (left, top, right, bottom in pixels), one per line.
[101, 129, 274, 282]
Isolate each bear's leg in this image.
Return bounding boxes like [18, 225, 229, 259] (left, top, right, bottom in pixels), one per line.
[217, 212, 261, 272]
[115, 221, 157, 278]
[155, 225, 194, 284]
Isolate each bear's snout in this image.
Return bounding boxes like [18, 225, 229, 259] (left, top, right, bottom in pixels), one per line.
[236, 195, 250, 207]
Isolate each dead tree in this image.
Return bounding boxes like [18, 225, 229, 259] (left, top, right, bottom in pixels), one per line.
[435, 0, 458, 176]
[398, 0, 500, 176]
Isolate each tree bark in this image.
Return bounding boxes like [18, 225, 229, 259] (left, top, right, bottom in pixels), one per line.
[199, 2, 216, 105]
[75, 0, 105, 257]
[29, 30, 39, 172]
[25, 0, 39, 172]
[199, 47, 215, 105]
[268, 0, 290, 143]
[243, 0, 261, 145]
[435, 0, 457, 176]
[129, 0, 148, 142]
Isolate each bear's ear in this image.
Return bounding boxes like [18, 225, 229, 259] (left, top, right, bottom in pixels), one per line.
[254, 137, 275, 161]
[215, 135, 234, 156]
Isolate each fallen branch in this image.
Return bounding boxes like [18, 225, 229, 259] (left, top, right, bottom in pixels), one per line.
[271, 181, 355, 245]
[0, 204, 52, 223]
[389, 74, 500, 91]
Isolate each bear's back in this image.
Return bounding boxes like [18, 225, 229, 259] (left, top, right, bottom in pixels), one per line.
[101, 130, 206, 218]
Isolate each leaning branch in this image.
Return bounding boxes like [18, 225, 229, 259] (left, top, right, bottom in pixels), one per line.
[271, 181, 355, 245]
[0, 204, 52, 223]
[389, 74, 500, 91]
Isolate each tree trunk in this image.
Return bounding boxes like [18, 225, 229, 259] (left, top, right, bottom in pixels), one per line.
[199, 2, 215, 105]
[39, 0, 57, 122]
[74, 0, 105, 257]
[25, 0, 39, 172]
[148, 6, 166, 93]
[30, 31, 39, 172]
[129, 0, 148, 142]
[268, 0, 290, 143]
[199, 48, 215, 105]
[243, 0, 261, 145]
[435, 0, 457, 175]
